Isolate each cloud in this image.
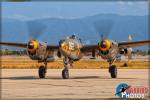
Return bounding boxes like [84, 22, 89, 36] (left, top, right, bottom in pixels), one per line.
[2, 14, 31, 21]
[118, 1, 133, 5]
[117, 1, 148, 16]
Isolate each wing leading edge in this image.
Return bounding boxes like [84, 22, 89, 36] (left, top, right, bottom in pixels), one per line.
[118, 40, 150, 48]
[0, 40, 150, 51]
[80, 40, 150, 52]
[0, 42, 59, 50]
[0, 42, 27, 48]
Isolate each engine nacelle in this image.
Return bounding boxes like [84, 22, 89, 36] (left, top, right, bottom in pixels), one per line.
[120, 48, 132, 55]
[27, 40, 48, 61]
[98, 39, 119, 61]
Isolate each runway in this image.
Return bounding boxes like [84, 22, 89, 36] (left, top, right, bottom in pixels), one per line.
[1, 69, 149, 99]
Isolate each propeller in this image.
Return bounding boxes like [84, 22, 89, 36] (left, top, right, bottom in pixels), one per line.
[26, 20, 47, 53]
[94, 19, 114, 40]
[90, 19, 114, 57]
[94, 19, 114, 50]
[27, 20, 47, 40]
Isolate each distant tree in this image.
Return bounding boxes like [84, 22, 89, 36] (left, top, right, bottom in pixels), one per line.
[0, 49, 27, 56]
[132, 49, 149, 56]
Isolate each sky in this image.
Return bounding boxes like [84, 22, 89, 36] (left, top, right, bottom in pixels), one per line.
[2, 1, 148, 20]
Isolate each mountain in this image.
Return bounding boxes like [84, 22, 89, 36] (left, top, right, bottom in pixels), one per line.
[2, 18, 28, 43]
[1, 14, 148, 49]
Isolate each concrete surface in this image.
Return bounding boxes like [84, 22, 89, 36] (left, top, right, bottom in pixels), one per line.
[1, 69, 149, 99]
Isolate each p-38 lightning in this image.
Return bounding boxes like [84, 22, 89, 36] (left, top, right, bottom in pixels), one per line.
[0, 34, 150, 79]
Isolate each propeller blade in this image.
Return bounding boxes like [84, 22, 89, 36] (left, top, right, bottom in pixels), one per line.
[27, 20, 47, 40]
[94, 19, 114, 39]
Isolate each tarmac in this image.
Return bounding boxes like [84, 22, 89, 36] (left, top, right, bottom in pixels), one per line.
[1, 69, 149, 99]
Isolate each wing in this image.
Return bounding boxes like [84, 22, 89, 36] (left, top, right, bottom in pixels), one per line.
[80, 40, 150, 52]
[118, 40, 150, 48]
[0, 42, 27, 48]
[0, 42, 59, 50]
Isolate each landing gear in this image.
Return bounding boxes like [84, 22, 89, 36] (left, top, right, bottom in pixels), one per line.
[62, 57, 73, 79]
[109, 65, 117, 78]
[62, 69, 69, 79]
[39, 65, 46, 78]
[38, 61, 47, 78]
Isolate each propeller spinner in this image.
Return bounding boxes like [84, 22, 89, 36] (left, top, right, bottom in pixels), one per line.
[99, 39, 111, 51]
[27, 40, 38, 53]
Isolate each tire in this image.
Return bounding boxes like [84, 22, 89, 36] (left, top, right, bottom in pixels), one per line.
[62, 69, 69, 79]
[109, 65, 117, 78]
[38, 66, 46, 78]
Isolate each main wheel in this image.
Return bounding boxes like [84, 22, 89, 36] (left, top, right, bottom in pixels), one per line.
[62, 69, 69, 79]
[38, 66, 46, 78]
[109, 65, 117, 78]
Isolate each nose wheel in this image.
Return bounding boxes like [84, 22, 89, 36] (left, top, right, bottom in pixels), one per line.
[38, 61, 47, 78]
[109, 65, 117, 78]
[62, 57, 73, 79]
[62, 69, 69, 79]
[39, 66, 46, 78]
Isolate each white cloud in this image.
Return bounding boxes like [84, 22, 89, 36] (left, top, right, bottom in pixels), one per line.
[117, 1, 134, 6]
[2, 14, 31, 21]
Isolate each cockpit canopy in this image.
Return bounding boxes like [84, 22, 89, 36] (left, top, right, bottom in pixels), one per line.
[69, 34, 81, 42]
[70, 34, 77, 39]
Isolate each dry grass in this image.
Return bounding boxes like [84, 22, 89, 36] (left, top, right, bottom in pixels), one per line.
[0, 56, 149, 69]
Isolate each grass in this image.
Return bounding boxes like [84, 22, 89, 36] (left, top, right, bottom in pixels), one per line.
[0, 56, 149, 69]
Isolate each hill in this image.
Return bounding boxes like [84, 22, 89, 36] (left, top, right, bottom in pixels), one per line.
[1, 14, 148, 49]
